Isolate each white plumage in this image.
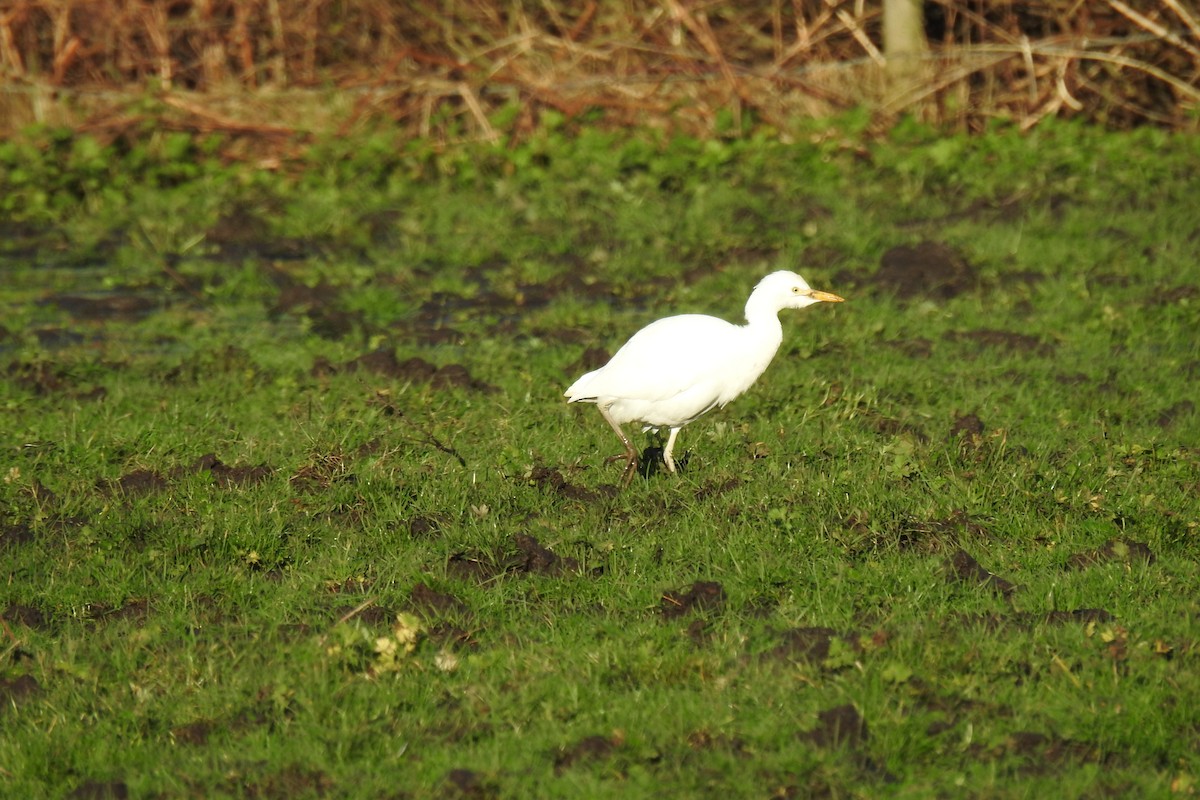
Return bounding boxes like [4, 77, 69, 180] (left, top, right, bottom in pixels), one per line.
[565, 270, 844, 485]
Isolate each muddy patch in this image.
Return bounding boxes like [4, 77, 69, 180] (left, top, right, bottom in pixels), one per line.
[767, 626, 842, 663]
[271, 280, 362, 340]
[553, 733, 622, 775]
[171, 719, 216, 746]
[235, 764, 334, 799]
[945, 549, 1018, 598]
[871, 241, 976, 300]
[802, 703, 869, 749]
[3, 602, 49, 630]
[844, 509, 989, 555]
[0, 522, 36, 549]
[0, 674, 41, 706]
[525, 464, 615, 503]
[5, 360, 106, 398]
[447, 534, 581, 582]
[408, 582, 470, 618]
[661, 580, 726, 619]
[105, 468, 169, 496]
[1065, 538, 1155, 569]
[86, 597, 152, 625]
[949, 412, 986, 444]
[444, 768, 498, 799]
[404, 513, 451, 539]
[102, 455, 273, 497]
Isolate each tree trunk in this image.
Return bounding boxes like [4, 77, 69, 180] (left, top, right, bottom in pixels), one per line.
[882, 0, 931, 114]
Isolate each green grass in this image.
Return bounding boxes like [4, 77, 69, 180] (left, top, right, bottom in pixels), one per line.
[2, 116, 1199, 798]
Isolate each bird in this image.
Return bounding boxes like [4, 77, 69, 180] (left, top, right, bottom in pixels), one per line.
[565, 270, 844, 485]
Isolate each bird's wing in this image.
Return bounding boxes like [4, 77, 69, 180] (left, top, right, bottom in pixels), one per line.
[573, 315, 743, 403]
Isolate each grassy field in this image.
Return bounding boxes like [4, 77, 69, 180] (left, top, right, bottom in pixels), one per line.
[2, 116, 1199, 798]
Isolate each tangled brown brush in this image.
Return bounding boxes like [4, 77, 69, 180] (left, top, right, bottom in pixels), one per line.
[1, 1, 1197, 143]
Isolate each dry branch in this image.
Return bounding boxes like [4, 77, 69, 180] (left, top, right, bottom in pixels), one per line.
[0, 0, 1196, 143]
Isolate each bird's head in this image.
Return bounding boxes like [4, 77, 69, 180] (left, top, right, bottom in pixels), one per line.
[754, 270, 845, 311]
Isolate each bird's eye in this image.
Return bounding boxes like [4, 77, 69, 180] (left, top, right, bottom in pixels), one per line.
[791, 286, 801, 294]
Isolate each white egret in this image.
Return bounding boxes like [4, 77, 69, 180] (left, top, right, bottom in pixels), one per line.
[565, 271, 844, 485]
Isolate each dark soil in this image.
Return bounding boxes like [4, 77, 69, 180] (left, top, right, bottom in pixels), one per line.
[661, 581, 726, 619]
[446, 534, 581, 582]
[554, 733, 621, 774]
[802, 704, 869, 749]
[1065, 538, 1155, 569]
[871, 241, 976, 300]
[945, 549, 1018, 598]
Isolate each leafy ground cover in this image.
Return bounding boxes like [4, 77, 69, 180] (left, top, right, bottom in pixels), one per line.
[1, 117, 1199, 798]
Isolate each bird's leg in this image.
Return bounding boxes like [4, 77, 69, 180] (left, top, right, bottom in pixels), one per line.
[662, 427, 682, 474]
[598, 405, 638, 486]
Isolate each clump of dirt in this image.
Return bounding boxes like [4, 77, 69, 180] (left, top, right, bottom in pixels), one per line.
[289, 453, 353, 493]
[526, 464, 615, 502]
[0, 674, 40, 705]
[509, 533, 580, 576]
[945, 549, 1018, 598]
[553, 733, 622, 774]
[4, 603, 49, 630]
[269, 277, 362, 341]
[694, 477, 741, 501]
[408, 582, 470, 618]
[661, 580, 726, 619]
[949, 412, 986, 443]
[869, 413, 929, 442]
[5, 360, 105, 398]
[104, 468, 168, 496]
[686, 729, 749, 756]
[890, 510, 990, 554]
[872, 241, 976, 300]
[447, 534, 580, 582]
[444, 768, 497, 799]
[1065, 538, 1155, 569]
[191, 454, 273, 488]
[0, 522, 36, 549]
[767, 626, 842, 663]
[802, 703, 869, 749]
[237, 764, 334, 799]
[86, 598, 152, 625]
[171, 719, 215, 745]
[405, 513, 451, 538]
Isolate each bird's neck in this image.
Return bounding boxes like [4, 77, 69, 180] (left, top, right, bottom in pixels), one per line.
[742, 302, 784, 352]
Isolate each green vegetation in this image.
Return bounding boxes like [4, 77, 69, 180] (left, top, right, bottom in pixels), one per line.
[1, 117, 1199, 798]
